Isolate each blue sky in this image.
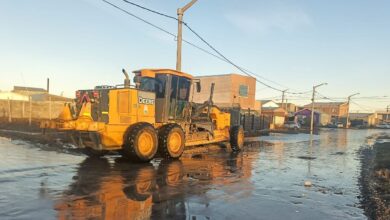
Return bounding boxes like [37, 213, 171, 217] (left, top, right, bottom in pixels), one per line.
[1, 0, 389, 112]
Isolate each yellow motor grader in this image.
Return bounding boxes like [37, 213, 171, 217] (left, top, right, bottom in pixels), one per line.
[41, 69, 244, 162]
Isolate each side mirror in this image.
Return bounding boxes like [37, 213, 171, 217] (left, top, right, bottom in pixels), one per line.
[133, 76, 142, 88]
[196, 81, 201, 93]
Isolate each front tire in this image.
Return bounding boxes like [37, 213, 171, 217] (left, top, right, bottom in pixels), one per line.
[158, 124, 185, 159]
[122, 123, 158, 162]
[230, 126, 244, 152]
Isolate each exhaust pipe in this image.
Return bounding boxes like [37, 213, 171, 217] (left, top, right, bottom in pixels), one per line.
[122, 69, 130, 88]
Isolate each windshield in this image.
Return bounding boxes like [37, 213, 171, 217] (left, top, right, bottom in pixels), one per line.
[138, 76, 167, 97]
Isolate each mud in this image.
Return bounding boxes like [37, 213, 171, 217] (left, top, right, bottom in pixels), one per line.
[0, 129, 389, 219]
[359, 133, 390, 220]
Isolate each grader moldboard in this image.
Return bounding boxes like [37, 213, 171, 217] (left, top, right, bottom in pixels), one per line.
[41, 69, 244, 162]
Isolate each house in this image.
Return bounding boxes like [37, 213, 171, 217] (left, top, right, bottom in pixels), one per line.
[192, 74, 256, 110]
[259, 100, 279, 108]
[277, 102, 299, 114]
[12, 86, 48, 96]
[261, 107, 287, 128]
[295, 108, 320, 127]
[349, 113, 378, 127]
[303, 102, 349, 118]
[375, 111, 390, 123]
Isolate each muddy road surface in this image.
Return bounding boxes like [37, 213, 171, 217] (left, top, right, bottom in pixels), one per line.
[1, 129, 389, 219]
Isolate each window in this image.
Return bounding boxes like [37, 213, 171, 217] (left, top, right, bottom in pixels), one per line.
[155, 74, 167, 98]
[239, 85, 248, 97]
[178, 77, 190, 101]
[169, 76, 190, 120]
[139, 77, 156, 92]
[139, 75, 167, 98]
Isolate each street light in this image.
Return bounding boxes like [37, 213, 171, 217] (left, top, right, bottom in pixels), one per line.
[176, 0, 198, 71]
[310, 83, 327, 135]
[346, 93, 360, 128]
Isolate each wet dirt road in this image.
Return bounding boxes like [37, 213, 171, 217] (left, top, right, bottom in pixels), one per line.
[1, 129, 389, 219]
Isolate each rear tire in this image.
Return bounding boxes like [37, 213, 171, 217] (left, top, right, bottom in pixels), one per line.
[230, 126, 244, 152]
[122, 123, 158, 162]
[158, 124, 185, 159]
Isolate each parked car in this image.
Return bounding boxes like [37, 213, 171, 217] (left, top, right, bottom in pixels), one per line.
[326, 123, 338, 128]
[284, 121, 300, 129]
[376, 123, 390, 129]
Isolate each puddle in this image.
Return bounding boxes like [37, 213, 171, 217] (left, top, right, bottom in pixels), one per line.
[1, 129, 389, 219]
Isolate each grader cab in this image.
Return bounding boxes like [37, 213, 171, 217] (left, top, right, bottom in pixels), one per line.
[42, 69, 244, 162]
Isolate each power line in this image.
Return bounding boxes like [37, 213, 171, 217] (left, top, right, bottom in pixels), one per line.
[102, 0, 176, 37]
[119, 0, 310, 95]
[122, 0, 177, 20]
[350, 101, 373, 112]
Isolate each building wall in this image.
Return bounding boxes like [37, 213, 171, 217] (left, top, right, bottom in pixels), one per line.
[230, 74, 256, 109]
[192, 75, 232, 105]
[303, 102, 349, 117]
[278, 103, 298, 113]
[254, 100, 261, 114]
[0, 92, 29, 101]
[193, 74, 256, 109]
[319, 113, 331, 126]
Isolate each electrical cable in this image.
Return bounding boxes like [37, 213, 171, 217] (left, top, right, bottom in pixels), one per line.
[118, 0, 310, 95]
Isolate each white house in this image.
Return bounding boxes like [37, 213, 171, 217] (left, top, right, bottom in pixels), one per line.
[259, 100, 280, 108]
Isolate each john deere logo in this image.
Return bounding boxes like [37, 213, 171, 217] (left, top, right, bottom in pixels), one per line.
[138, 97, 155, 105]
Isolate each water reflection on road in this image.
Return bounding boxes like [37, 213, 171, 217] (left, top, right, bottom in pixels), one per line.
[55, 149, 258, 220]
[1, 129, 389, 219]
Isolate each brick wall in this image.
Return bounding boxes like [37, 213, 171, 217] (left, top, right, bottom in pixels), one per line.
[193, 74, 256, 109]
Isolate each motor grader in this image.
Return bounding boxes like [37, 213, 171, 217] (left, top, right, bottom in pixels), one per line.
[41, 68, 244, 162]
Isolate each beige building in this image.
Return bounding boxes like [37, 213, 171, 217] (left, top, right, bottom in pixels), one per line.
[349, 113, 378, 127]
[0, 91, 29, 101]
[303, 102, 349, 118]
[277, 102, 299, 113]
[12, 86, 47, 96]
[261, 107, 287, 128]
[192, 74, 256, 110]
[376, 111, 390, 123]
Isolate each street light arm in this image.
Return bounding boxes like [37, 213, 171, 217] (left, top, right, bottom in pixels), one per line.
[180, 0, 198, 14]
[348, 93, 360, 99]
[314, 82, 327, 89]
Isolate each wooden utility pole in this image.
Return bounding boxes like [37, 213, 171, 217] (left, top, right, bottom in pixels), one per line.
[386, 104, 390, 122]
[346, 93, 359, 128]
[281, 89, 288, 111]
[310, 83, 327, 135]
[176, 0, 198, 71]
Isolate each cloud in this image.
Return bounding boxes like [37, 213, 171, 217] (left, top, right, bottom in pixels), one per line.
[225, 4, 312, 35]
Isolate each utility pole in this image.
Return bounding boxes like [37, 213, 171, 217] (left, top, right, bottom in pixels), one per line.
[310, 83, 327, 135]
[281, 89, 288, 112]
[386, 104, 390, 122]
[176, 0, 198, 72]
[346, 93, 360, 128]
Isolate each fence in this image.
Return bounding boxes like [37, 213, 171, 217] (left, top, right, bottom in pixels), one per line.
[227, 107, 271, 136]
[0, 99, 66, 124]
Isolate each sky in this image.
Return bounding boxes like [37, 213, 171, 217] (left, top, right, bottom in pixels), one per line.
[1, 0, 389, 112]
